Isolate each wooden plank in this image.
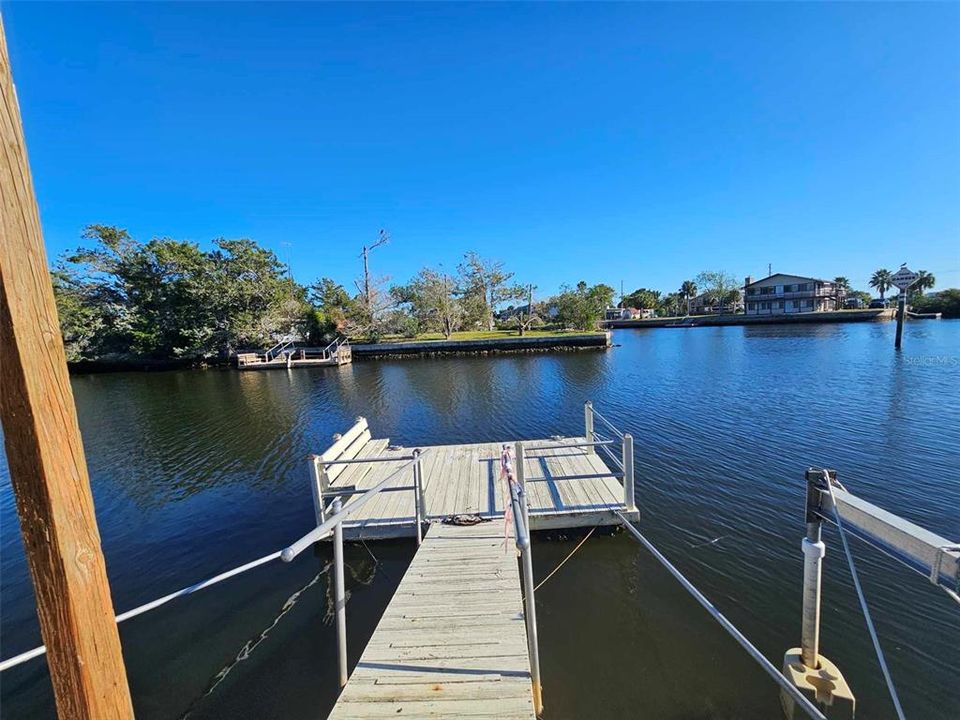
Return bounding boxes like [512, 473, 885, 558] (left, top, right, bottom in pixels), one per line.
[329, 522, 535, 719]
[0, 19, 134, 719]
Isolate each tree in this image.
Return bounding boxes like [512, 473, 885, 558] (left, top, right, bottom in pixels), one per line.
[679, 280, 697, 316]
[658, 292, 685, 317]
[694, 271, 740, 313]
[622, 287, 660, 310]
[308, 277, 355, 339]
[515, 284, 537, 336]
[911, 288, 960, 318]
[833, 276, 851, 311]
[870, 269, 893, 300]
[53, 225, 310, 360]
[392, 267, 463, 338]
[553, 281, 615, 331]
[910, 270, 936, 300]
[457, 252, 516, 331]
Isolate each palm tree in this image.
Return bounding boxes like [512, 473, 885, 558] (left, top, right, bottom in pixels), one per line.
[833, 276, 851, 309]
[910, 270, 936, 300]
[679, 280, 697, 316]
[870, 269, 892, 300]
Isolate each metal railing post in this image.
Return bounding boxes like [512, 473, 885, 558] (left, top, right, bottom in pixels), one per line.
[514, 441, 530, 534]
[309, 455, 327, 524]
[622, 433, 636, 512]
[800, 470, 826, 670]
[517, 485, 543, 715]
[413, 449, 423, 546]
[332, 498, 348, 688]
[584, 400, 594, 447]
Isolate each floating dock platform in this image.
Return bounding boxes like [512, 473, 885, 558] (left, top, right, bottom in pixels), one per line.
[299, 404, 636, 717]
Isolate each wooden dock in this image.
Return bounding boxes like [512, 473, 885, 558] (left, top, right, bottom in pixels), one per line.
[311, 416, 638, 540]
[328, 521, 536, 719]
[304, 407, 636, 718]
[236, 338, 352, 370]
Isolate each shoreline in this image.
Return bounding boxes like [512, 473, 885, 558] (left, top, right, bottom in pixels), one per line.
[604, 308, 895, 329]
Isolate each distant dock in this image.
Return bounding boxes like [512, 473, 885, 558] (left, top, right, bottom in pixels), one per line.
[236, 338, 352, 370]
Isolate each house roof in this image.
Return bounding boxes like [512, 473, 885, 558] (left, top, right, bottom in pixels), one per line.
[744, 273, 829, 287]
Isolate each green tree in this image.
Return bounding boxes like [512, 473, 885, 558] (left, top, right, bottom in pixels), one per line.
[554, 281, 615, 330]
[308, 277, 355, 339]
[870, 269, 893, 300]
[658, 292, 685, 317]
[694, 271, 740, 313]
[457, 252, 518, 331]
[911, 288, 960, 318]
[679, 280, 697, 316]
[392, 267, 463, 338]
[910, 270, 936, 300]
[622, 287, 660, 310]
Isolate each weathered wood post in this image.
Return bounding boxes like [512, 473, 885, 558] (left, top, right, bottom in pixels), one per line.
[0, 18, 135, 718]
[332, 497, 348, 688]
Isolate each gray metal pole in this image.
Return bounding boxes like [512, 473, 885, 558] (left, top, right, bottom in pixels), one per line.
[413, 449, 423, 546]
[584, 400, 594, 445]
[622, 433, 636, 512]
[514, 441, 529, 534]
[517, 486, 543, 715]
[332, 498, 348, 687]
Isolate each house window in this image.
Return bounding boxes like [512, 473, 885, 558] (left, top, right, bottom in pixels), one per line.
[748, 302, 757, 311]
[778, 301, 784, 309]
[784, 284, 795, 292]
[760, 287, 775, 295]
[747, 288, 757, 296]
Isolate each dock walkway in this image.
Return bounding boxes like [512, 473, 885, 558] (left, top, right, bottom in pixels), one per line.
[328, 521, 535, 719]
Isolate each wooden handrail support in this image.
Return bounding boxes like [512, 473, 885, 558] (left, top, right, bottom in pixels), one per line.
[0, 18, 134, 719]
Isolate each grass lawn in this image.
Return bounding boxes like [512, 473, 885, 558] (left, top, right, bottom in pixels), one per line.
[366, 329, 605, 344]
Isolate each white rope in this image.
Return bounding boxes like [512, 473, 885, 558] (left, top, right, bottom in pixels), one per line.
[0, 549, 283, 673]
[824, 476, 907, 720]
[616, 512, 828, 720]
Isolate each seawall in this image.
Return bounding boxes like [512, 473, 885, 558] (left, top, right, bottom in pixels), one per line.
[351, 332, 612, 359]
[605, 309, 894, 329]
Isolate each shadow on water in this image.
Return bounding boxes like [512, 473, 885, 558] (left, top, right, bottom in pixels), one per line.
[1, 321, 959, 719]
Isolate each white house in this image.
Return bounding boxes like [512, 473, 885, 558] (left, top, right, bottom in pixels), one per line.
[743, 274, 840, 315]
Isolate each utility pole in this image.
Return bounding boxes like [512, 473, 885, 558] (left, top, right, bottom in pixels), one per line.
[358, 229, 389, 328]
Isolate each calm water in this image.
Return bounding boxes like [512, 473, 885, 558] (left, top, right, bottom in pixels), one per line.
[2, 322, 959, 719]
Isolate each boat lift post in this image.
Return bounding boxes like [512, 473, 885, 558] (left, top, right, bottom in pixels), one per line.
[782, 469, 855, 719]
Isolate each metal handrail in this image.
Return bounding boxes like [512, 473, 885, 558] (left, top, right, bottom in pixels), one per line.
[508, 480, 543, 715]
[616, 512, 827, 720]
[282, 450, 429, 562]
[524, 439, 615, 451]
[321, 454, 416, 466]
[591, 407, 625, 439]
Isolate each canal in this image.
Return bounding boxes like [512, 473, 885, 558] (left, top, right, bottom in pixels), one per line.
[2, 321, 958, 719]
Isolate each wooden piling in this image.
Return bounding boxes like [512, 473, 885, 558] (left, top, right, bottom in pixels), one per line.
[0, 18, 134, 719]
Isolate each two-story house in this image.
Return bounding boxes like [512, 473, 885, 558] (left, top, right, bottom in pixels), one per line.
[743, 274, 839, 315]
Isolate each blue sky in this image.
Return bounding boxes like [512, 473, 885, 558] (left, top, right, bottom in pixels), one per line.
[4, 2, 958, 297]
